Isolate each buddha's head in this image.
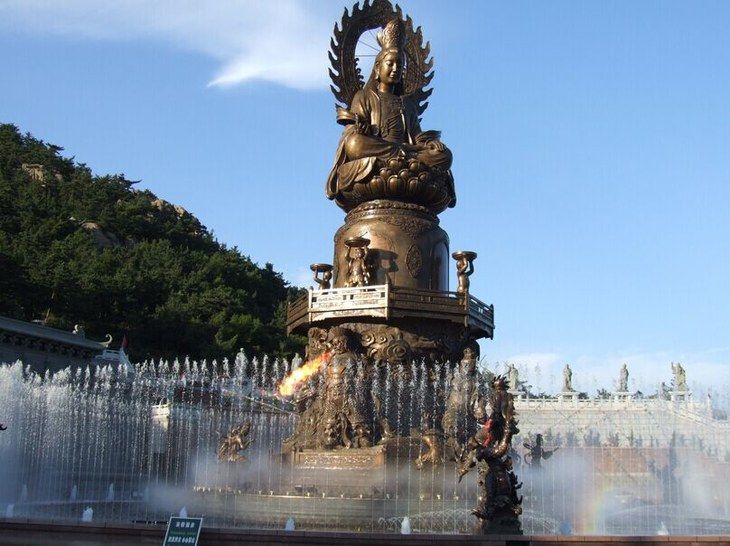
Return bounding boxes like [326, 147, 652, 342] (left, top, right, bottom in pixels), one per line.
[369, 18, 406, 93]
[374, 49, 403, 87]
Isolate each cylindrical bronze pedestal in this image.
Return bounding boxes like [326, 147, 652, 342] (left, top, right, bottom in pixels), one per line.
[333, 200, 450, 291]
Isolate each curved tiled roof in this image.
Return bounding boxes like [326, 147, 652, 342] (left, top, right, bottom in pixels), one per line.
[0, 315, 108, 350]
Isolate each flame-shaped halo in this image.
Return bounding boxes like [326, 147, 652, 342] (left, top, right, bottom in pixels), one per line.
[329, 0, 434, 117]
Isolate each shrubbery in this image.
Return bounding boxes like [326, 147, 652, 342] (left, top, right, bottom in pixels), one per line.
[0, 124, 305, 360]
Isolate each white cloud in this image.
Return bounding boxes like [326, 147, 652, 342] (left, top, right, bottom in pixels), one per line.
[0, 0, 332, 90]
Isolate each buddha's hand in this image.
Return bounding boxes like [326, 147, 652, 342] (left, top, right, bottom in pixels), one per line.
[415, 131, 446, 153]
[426, 140, 446, 153]
[416, 139, 445, 156]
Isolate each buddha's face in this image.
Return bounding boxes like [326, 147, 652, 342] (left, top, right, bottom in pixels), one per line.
[376, 50, 403, 86]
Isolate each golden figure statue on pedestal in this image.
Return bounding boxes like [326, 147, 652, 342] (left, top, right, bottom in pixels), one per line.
[326, 2, 455, 214]
[283, 8, 500, 526]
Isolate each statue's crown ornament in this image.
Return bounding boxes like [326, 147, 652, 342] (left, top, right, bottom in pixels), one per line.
[329, 0, 433, 113]
[377, 18, 406, 52]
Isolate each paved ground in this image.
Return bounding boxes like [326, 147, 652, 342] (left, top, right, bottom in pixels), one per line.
[0, 519, 727, 546]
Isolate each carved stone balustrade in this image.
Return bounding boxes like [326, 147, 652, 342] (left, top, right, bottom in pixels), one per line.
[287, 284, 494, 348]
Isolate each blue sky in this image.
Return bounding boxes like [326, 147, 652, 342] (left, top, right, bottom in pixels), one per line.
[1, 1, 728, 398]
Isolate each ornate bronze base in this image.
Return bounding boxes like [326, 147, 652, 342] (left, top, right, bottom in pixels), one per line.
[285, 275, 494, 452]
[308, 320, 473, 364]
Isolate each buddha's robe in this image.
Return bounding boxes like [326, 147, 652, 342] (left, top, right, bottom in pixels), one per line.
[326, 87, 452, 200]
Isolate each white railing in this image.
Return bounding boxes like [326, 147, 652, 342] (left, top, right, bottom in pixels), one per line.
[309, 284, 389, 313]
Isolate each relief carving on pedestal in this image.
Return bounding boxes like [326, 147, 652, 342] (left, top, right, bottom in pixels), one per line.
[360, 326, 411, 364]
[406, 244, 423, 277]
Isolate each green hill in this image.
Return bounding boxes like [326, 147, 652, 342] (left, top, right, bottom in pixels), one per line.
[0, 124, 305, 360]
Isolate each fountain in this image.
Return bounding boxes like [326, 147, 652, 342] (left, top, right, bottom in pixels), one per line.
[1, 356, 727, 535]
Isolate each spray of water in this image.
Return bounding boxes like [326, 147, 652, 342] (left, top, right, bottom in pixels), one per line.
[0, 357, 728, 534]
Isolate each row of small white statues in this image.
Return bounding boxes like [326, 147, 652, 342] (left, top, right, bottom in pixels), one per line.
[505, 361, 688, 394]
